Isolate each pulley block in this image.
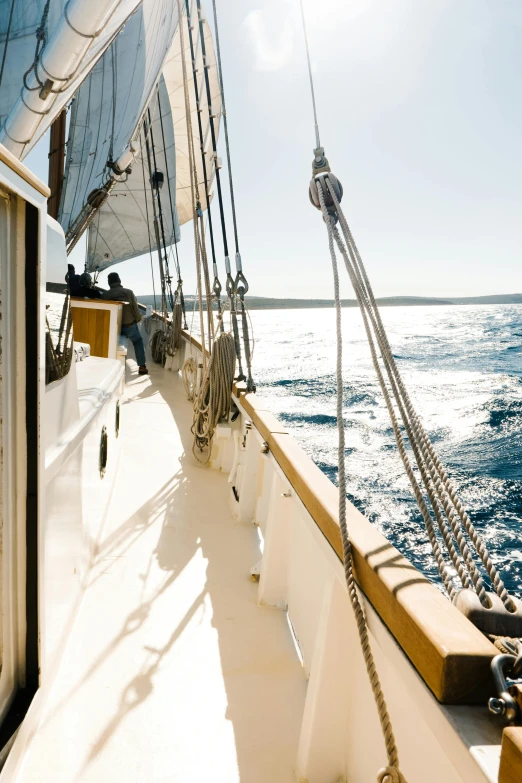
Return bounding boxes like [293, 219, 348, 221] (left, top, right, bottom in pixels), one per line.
[309, 171, 343, 221]
[453, 588, 522, 637]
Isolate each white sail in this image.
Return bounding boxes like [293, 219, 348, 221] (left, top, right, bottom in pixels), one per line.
[0, 0, 65, 129]
[84, 76, 179, 274]
[163, 1, 222, 225]
[59, 0, 179, 236]
[61, 0, 220, 273]
[0, 0, 148, 158]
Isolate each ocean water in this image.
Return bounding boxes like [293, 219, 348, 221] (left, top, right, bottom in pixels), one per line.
[247, 305, 522, 596]
[51, 294, 522, 595]
[46, 291, 67, 336]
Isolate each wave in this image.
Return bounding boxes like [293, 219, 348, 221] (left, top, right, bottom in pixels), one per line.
[484, 398, 522, 428]
[280, 412, 337, 426]
[252, 304, 522, 595]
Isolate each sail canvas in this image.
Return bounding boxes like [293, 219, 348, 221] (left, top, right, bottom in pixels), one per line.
[162, 1, 221, 226]
[84, 76, 179, 274]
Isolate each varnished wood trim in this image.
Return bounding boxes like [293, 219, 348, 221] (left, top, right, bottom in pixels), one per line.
[48, 111, 66, 219]
[181, 329, 210, 358]
[234, 386, 497, 705]
[0, 143, 50, 198]
[71, 307, 111, 358]
[70, 298, 124, 306]
[499, 728, 522, 783]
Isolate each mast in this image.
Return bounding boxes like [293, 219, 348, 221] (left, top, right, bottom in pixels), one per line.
[47, 110, 66, 220]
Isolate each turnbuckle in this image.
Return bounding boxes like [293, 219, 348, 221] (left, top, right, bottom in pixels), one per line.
[235, 271, 248, 298]
[488, 652, 522, 722]
[234, 253, 249, 296]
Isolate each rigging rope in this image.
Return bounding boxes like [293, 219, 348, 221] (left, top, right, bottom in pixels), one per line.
[109, 41, 118, 162]
[183, 0, 223, 330]
[46, 292, 74, 384]
[157, 89, 182, 282]
[143, 119, 168, 316]
[140, 138, 157, 312]
[316, 178, 406, 783]
[157, 86, 188, 331]
[148, 105, 176, 312]
[0, 0, 17, 90]
[210, 0, 238, 254]
[323, 177, 515, 611]
[300, 5, 405, 782]
[23, 0, 51, 92]
[302, 0, 520, 770]
[195, 0, 229, 260]
[196, 0, 255, 391]
[177, 0, 239, 455]
[176, 0, 213, 365]
[299, 0, 321, 152]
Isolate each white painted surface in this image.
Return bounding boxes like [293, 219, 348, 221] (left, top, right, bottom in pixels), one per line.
[2, 321, 507, 782]
[4, 361, 306, 783]
[0, 185, 23, 720]
[1, 0, 137, 158]
[40, 356, 124, 678]
[228, 388, 504, 783]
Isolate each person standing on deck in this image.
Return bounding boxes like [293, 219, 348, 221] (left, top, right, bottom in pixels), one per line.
[102, 272, 148, 375]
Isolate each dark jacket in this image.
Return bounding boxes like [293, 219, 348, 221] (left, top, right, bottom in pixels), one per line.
[69, 276, 102, 299]
[102, 283, 142, 326]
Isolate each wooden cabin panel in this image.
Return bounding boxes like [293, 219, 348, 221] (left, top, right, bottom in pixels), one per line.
[70, 299, 122, 359]
[72, 306, 110, 358]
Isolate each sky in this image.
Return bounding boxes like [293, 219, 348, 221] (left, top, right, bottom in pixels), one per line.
[25, 0, 522, 299]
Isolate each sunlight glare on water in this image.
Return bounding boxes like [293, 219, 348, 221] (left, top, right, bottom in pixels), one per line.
[247, 304, 522, 594]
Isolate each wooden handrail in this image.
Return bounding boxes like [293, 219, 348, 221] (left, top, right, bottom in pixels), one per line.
[180, 328, 210, 356]
[234, 378, 500, 705]
[71, 297, 124, 306]
[0, 142, 51, 198]
[179, 332, 498, 704]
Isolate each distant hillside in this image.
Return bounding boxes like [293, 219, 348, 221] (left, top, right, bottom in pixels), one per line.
[447, 294, 522, 305]
[135, 293, 522, 310]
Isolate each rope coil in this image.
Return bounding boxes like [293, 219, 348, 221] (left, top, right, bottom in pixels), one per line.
[191, 332, 236, 462]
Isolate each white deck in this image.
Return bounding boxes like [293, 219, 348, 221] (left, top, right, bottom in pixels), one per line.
[17, 361, 306, 782]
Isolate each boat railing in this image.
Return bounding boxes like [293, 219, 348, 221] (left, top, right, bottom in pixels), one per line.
[174, 328, 496, 700]
[173, 327, 522, 782]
